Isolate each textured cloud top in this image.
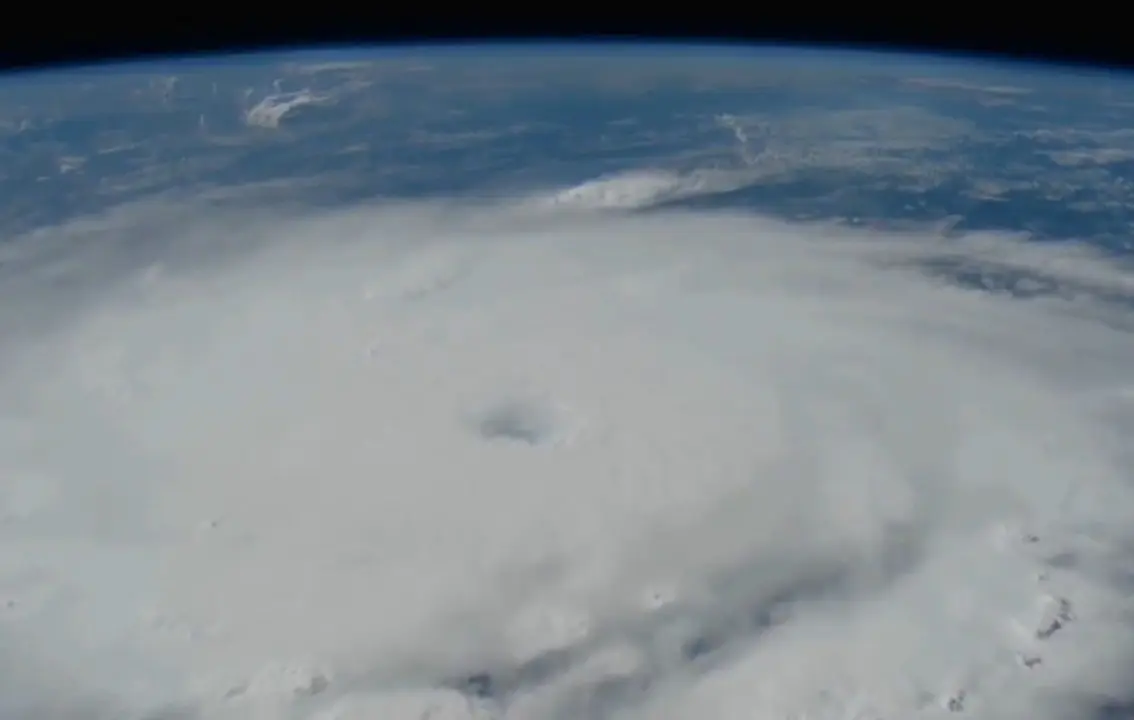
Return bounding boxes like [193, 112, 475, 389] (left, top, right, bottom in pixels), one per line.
[0, 179, 1132, 719]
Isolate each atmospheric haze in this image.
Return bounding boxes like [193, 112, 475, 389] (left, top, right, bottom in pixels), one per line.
[0, 172, 1133, 720]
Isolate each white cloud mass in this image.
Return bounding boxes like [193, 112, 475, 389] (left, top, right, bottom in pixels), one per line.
[0, 175, 1133, 720]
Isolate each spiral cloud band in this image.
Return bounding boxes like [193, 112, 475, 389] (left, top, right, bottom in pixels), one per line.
[1, 174, 1133, 720]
